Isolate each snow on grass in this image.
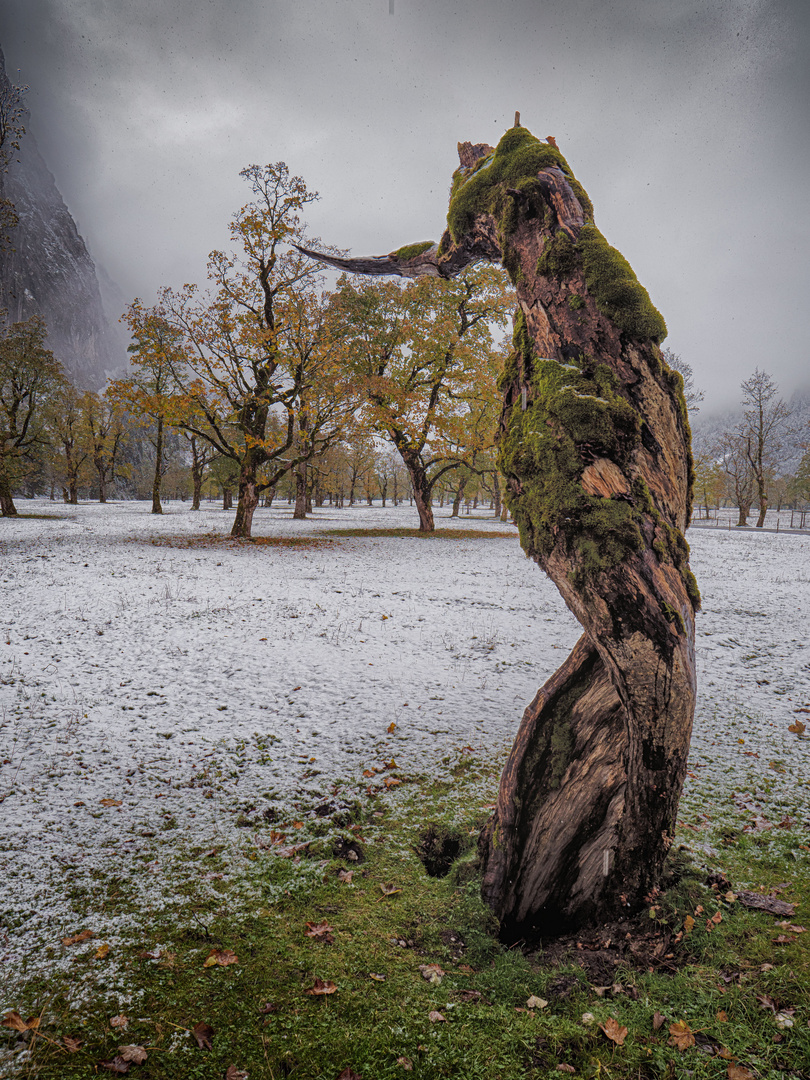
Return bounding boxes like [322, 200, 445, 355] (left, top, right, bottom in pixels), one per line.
[1, 500, 808, 1004]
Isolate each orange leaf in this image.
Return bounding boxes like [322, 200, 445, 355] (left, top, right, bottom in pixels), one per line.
[3, 1011, 39, 1033]
[304, 921, 334, 942]
[788, 720, 806, 734]
[683, 915, 695, 935]
[716, 1010, 729, 1022]
[668, 1020, 695, 1050]
[203, 948, 238, 968]
[728, 1067, 755, 1080]
[62, 929, 94, 946]
[100, 798, 123, 807]
[384, 777, 401, 788]
[599, 1017, 628, 1045]
[94, 943, 110, 959]
[305, 978, 337, 995]
[387, 722, 396, 733]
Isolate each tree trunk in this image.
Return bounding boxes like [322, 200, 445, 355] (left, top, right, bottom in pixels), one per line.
[231, 460, 259, 538]
[0, 472, 18, 516]
[96, 461, 107, 503]
[493, 472, 502, 518]
[755, 494, 767, 528]
[401, 454, 434, 531]
[452, 474, 467, 517]
[152, 415, 164, 514]
[222, 487, 233, 511]
[293, 463, 307, 519]
[737, 503, 750, 526]
[297, 123, 699, 935]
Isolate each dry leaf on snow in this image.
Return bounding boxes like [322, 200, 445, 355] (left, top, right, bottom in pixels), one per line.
[599, 1017, 628, 1045]
[305, 978, 337, 996]
[2, 1011, 39, 1033]
[100, 798, 123, 807]
[95, 942, 110, 959]
[788, 720, 806, 734]
[61, 929, 94, 946]
[203, 948, 238, 968]
[668, 1020, 695, 1050]
[192, 1021, 214, 1050]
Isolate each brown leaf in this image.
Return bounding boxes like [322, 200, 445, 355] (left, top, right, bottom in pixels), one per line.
[305, 921, 334, 943]
[258, 1002, 278, 1014]
[100, 1058, 131, 1074]
[2, 1011, 39, 1033]
[527, 995, 548, 1009]
[337, 869, 354, 884]
[305, 978, 337, 995]
[683, 915, 695, 934]
[668, 1020, 695, 1050]
[203, 948, 238, 968]
[599, 1017, 628, 1045]
[387, 722, 397, 734]
[193, 1022, 214, 1050]
[63, 1035, 82, 1053]
[728, 1067, 755, 1080]
[456, 989, 484, 1002]
[378, 883, 401, 898]
[61, 929, 94, 946]
[652, 1011, 667, 1031]
[788, 720, 806, 734]
[119, 1046, 148, 1064]
[94, 942, 110, 959]
[716, 1010, 729, 1022]
[336, 1070, 362, 1080]
[100, 798, 123, 807]
[225, 1068, 249, 1080]
[556, 1067, 576, 1075]
[110, 1015, 129, 1030]
[772, 934, 795, 944]
[428, 1010, 446, 1023]
[384, 777, 401, 788]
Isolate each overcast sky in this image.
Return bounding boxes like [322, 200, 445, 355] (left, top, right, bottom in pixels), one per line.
[2, 0, 808, 413]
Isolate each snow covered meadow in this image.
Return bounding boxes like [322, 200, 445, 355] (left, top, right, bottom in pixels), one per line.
[1, 499, 809, 1007]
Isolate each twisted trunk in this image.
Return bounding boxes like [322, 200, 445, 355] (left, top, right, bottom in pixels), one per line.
[297, 123, 699, 935]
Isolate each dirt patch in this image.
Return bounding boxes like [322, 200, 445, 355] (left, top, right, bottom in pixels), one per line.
[414, 823, 465, 877]
[533, 915, 680, 980]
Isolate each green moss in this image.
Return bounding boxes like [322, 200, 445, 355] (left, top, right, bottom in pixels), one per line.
[536, 232, 577, 279]
[661, 602, 686, 635]
[392, 240, 435, 260]
[568, 293, 584, 310]
[575, 223, 667, 343]
[447, 127, 590, 245]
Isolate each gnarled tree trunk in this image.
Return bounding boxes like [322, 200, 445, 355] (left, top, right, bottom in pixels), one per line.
[297, 122, 699, 937]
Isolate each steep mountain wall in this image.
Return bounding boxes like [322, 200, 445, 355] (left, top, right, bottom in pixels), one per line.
[0, 44, 125, 389]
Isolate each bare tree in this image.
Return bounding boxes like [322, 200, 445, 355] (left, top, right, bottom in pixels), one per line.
[661, 348, 704, 413]
[740, 369, 791, 528]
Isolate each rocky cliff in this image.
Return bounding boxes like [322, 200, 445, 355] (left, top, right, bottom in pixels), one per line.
[0, 44, 125, 389]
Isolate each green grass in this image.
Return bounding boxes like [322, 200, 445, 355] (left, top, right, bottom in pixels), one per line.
[3, 751, 809, 1079]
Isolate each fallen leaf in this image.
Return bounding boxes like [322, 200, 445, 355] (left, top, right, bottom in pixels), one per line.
[2, 1011, 39, 1033]
[756, 992, 777, 1012]
[110, 1015, 129, 1030]
[62, 929, 94, 946]
[591, 985, 612, 998]
[419, 963, 445, 984]
[728, 1067, 755, 1080]
[362, 770, 376, 778]
[716, 1010, 729, 1022]
[385, 758, 397, 769]
[225, 1068, 249, 1080]
[599, 1017, 628, 1046]
[710, 911, 723, 926]
[258, 1002, 278, 1014]
[458, 963, 476, 973]
[717, 1047, 735, 1060]
[100, 1059, 131, 1074]
[428, 1010, 446, 1023]
[683, 915, 695, 934]
[384, 776, 401, 789]
[369, 973, 386, 981]
[527, 995, 548, 1009]
[397, 1057, 413, 1070]
[378, 883, 401, 898]
[305, 978, 337, 996]
[387, 722, 397, 734]
[100, 798, 123, 807]
[192, 1021, 214, 1050]
[203, 948, 239, 968]
[652, 1011, 667, 1031]
[581, 1012, 596, 1025]
[94, 942, 110, 959]
[772, 934, 795, 944]
[457, 989, 484, 1002]
[788, 720, 806, 734]
[556, 1067, 576, 1075]
[775, 1011, 795, 1029]
[336, 1069, 362, 1080]
[305, 921, 335, 943]
[337, 869, 354, 884]
[63, 1035, 82, 1052]
[668, 1020, 695, 1050]
[119, 1046, 148, 1064]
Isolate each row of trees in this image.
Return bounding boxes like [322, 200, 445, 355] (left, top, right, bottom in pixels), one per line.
[1, 163, 513, 533]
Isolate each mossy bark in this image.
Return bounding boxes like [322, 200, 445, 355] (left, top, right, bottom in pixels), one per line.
[297, 123, 698, 936]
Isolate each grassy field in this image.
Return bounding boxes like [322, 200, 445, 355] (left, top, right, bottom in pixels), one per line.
[3, 743, 808, 1080]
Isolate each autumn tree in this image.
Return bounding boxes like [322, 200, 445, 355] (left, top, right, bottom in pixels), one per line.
[0, 313, 64, 515]
[739, 369, 791, 528]
[48, 378, 89, 503]
[81, 390, 128, 503]
[110, 301, 189, 514]
[331, 266, 512, 530]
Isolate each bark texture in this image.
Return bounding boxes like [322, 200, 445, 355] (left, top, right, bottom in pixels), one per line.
[298, 124, 699, 938]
